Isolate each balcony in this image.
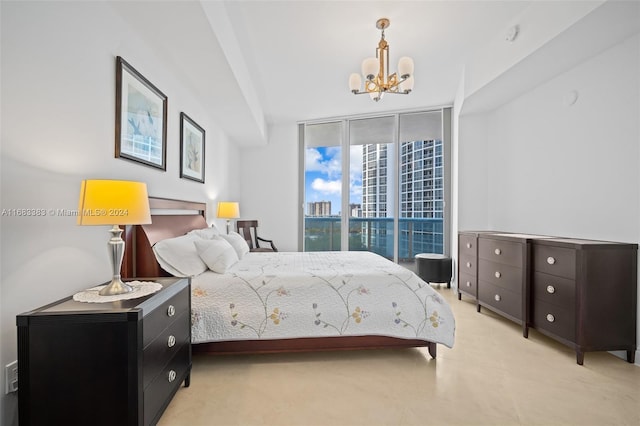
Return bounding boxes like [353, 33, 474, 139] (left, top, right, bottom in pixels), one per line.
[304, 217, 444, 261]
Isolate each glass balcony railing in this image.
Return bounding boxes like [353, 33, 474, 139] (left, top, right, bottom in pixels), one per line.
[304, 217, 444, 261]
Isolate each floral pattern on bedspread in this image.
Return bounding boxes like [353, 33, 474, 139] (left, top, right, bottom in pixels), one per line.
[190, 251, 455, 348]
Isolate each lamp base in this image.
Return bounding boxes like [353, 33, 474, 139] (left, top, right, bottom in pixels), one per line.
[99, 224, 131, 296]
[99, 278, 134, 296]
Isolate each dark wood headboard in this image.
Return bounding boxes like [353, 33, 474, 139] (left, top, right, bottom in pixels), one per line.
[121, 197, 208, 279]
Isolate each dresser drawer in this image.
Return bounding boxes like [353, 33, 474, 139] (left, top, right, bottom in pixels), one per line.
[478, 280, 522, 320]
[533, 245, 576, 279]
[459, 253, 477, 277]
[532, 272, 575, 309]
[532, 299, 575, 341]
[478, 259, 522, 293]
[143, 311, 190, 389]
[459, 234, 477, 257]
[144, 343, 191, 425]
[143, 285, 189, 348]
[478, 238, 523, 267]
[458, 272, 477, 296]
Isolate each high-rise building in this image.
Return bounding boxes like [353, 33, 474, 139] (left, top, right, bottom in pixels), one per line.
[307, 201, 332, 217]
[360, 140, 444, 257]
[361, 140, 443, 218]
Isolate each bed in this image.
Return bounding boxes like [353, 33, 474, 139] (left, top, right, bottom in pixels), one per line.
[122, 197, 455, 358]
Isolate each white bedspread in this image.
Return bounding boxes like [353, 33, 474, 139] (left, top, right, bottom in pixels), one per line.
[190, 251, 455, 348]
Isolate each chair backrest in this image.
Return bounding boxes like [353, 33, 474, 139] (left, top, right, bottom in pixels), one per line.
[236, 220, 259, 250]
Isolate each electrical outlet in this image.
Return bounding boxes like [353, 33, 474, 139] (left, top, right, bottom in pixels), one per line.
[5, 361, 18, 394]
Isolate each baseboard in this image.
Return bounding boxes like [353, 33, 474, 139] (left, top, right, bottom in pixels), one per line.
[609, 350, 639, 366]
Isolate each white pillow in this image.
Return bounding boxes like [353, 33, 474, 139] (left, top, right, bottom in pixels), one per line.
[220, 231, 250, 259]
[153, 234, 208, 277]
[194, 238, 239, 273]
[187, 226, 220, 239]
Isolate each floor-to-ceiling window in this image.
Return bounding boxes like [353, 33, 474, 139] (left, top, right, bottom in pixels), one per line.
[301, 109, 451, 264]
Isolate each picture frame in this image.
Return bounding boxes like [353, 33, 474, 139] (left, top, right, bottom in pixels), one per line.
[180, 112, 205, 183]
[115, 56, 167, 170]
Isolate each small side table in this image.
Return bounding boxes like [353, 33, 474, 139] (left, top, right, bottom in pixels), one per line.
[416, 253, 452, 288]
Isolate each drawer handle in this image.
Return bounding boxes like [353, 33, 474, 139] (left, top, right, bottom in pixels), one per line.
[466, 243, 472, 249]
[494, 248, 501, 255]
[546, 314, 555, 323]
[494, 294, 501, 302]
[546, 285, 556, 294]
[495, 271, 501, 278]
[466, 281, 471, 287]
[466, 262, 471, 268]
[547, 256, 556, 265]
[167, 335, 176, 348]
[167, 305, 176, 317]
[168, 369, 177, 383]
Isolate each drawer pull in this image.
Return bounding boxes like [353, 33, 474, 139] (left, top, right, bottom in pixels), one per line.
[546, 314, 555, 323]
[546, 285, 556, 294]
[466, 262, 471, 268]
[167, 335, 176, 348]
[494, 294, 501, 302]
[466, 281, 471, 287]
[466, 243, 472, 249]
[494, 248, 501, 255]
[495, 271, 501, 278]
[547, 256, 556, 265]
[167, 305, 176, 317]
[168, 369, 177, 383]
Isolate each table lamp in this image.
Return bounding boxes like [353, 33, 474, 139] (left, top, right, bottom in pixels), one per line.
[77, 180, 152, 295]
[217, 201, 240, 234]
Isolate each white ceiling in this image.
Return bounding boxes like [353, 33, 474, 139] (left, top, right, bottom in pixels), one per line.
[222, 0, 531, 123]
[110, 1, 638, 145]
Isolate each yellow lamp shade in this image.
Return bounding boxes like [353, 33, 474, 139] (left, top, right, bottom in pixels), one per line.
[217, 201, 240, 219]
[77, 180, 152, 226]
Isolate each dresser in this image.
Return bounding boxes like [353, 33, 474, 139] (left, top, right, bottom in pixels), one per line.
[457, 231, 480, 301]
[458, 231, 638, 364]
[531, 238, 637, 365]
[17, 277, 191, 426]
[477, 233, 536, 338]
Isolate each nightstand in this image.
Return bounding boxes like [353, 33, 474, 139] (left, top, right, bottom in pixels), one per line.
[17, 277, 191, 426]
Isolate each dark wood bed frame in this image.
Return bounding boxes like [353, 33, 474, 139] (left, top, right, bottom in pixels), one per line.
[122, 196, 437, 358]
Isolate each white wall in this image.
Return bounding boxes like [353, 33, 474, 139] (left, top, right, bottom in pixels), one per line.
[0, 2, 241, 424]
[238, 123, 299, 252]
[485, 34, 639, 241]
[457, 34, 640, 363]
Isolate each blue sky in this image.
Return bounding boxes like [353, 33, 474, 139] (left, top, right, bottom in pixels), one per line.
[305, 146, 363, 215]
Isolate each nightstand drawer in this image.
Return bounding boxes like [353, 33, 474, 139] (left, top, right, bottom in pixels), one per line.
[459, 253, 477, 276]
[143, 311, 190, 389]
[478, 238, 523, 267]
[478, 280, 522, 320]
[532, 299, 575, 341]
[533, 245, 576, 279]
[459, 234, 477, 257]
[143, 285, 189, 348]
[532, 272, 575, 309]
[458, 272, 477, 296]
[478, 259, 522, 292]
[144, 343, 191, 425]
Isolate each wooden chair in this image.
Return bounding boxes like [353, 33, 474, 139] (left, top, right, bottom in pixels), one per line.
[236, 220, 278, 252]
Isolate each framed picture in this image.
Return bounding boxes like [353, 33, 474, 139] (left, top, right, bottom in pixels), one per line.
[115, 56, 167, 170]
[180, 112, 205, 183]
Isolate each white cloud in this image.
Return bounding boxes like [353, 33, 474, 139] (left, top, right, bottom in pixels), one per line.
[311, 178, 341, 195]
[305, 147, 342, 179]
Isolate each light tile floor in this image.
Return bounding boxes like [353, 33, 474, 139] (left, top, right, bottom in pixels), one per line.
[159, 287, 639, 426]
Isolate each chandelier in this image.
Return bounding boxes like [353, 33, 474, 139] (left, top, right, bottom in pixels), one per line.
[348, 18, 414, 102]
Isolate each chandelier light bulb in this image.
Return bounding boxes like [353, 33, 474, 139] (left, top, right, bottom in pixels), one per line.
[398, 57, 414, 79]
[361, 58, 378, 81]
[349, 73, 362, 93]
[400, 76, 414, 93]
